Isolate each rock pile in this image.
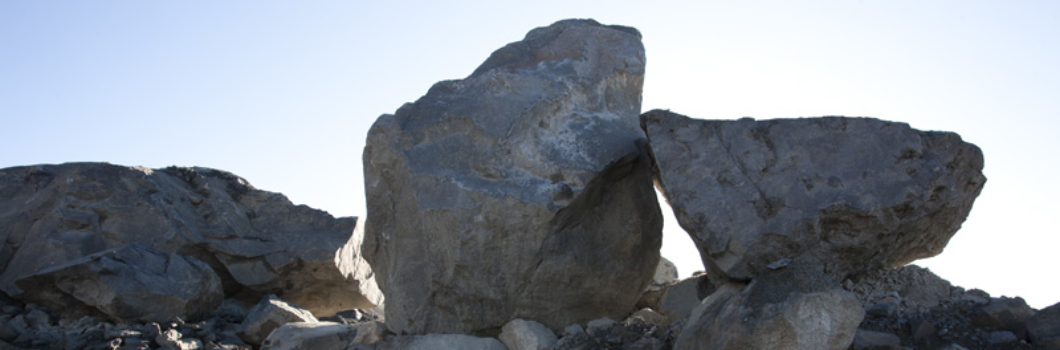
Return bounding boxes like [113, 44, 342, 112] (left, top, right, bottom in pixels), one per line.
[846, 264, 1058, 350]
[3, 17, 1056, 350]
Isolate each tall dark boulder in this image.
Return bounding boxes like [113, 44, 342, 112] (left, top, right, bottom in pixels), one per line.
[363, 19, 661, 334]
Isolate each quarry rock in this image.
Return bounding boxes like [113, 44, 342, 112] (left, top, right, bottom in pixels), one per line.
[14, 243, 222, 323]
[641, 110, 986, 284]
[363, 19, 660, 334]
[0, 162, 381, 317]
[674, 264, 864, 350]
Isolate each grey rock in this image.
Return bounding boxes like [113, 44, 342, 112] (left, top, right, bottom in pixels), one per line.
[363, 19, 659, 334]
[641, 110, 986, 284]
[239, 295, 318, 346]
[562, 324, 585, 338]
[937, 344, 969, 350]
[852, 329, 901, 350]
[674, 264, 864, 350]
[259, 322, 357, 350]
[657, 276, 704, 323]
[372, 334, 507, 350]
[499, 318, 557, 350]
[14, 243, 222, 323]
[586, 317, 616, 334]
[972, 296, 1035, 339]
[626, 308, 668, 327]
[0, 163, 381, 318]
[0, 321, 15, 342]
[986, 330, 1018, 344]
[156, 329, 203, 350]
[652, 257, 679, 287]
[1028, 301, 1060, 348]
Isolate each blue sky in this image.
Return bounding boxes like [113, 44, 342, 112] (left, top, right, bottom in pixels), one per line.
[2, 1, 1057, 308]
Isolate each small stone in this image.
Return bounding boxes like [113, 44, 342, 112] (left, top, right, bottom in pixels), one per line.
[766, 258, 792, 270]
[499, 319, 558, 350]
[562, 324, 585, 337]
[586, 317, 615, 334]
[986, 330, 1018, 344]
[627, 308, 668, 327]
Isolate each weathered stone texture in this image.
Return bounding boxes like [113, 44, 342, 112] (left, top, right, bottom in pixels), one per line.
[363, 19, 660, 334]
[641, 110, 986, 284]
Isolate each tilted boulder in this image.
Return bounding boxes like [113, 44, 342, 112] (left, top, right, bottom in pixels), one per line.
[363, 19, 661, 334]
[14, 243, 222, 323]
[674, 264, 864, 350]
[641, 110, 986, 284]
[0, 163, 380, 318]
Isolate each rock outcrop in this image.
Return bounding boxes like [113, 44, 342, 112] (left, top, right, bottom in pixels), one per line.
[15, 243, 222, 323]
[675, 264, 864, 350]
[0, 162, 380, 319]
[641, 110, 986, 284]
[363, 19, 661, 334]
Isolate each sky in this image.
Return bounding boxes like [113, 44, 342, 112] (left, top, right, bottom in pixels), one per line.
[1, 1, 1057, 308]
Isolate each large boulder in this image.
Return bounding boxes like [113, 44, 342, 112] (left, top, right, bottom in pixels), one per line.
[0, 163, 380, 317]
[363, 19, 661, 334]
[641, 110, 986, 284]
[14, 243, 222, 323]
[674, 264, 863, 350]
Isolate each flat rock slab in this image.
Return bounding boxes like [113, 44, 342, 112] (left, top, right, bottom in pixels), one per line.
[363, 19, 661, 334]
[642, 110, 986, 283]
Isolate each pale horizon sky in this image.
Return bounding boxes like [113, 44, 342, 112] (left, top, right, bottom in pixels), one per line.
[2, 1, 1057, 308]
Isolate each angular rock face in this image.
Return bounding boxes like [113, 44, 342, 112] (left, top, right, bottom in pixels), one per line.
[641, 110, 986, 284]
[0, 163, 380, 318]
[14, 243, 222, 323]
[363, 19, 661, 334]
[675, 264, 864, 350]
[1028, 302, 1060, 348]
[239, 294, 319, 346]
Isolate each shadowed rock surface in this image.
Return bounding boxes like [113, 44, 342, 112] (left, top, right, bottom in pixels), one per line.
[641, 109, 986, 285]
[363, 19, 661, 335]
[15, 243, 222, 323]
[0, 162, 380, 318]
[675, 264, 864, 350]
